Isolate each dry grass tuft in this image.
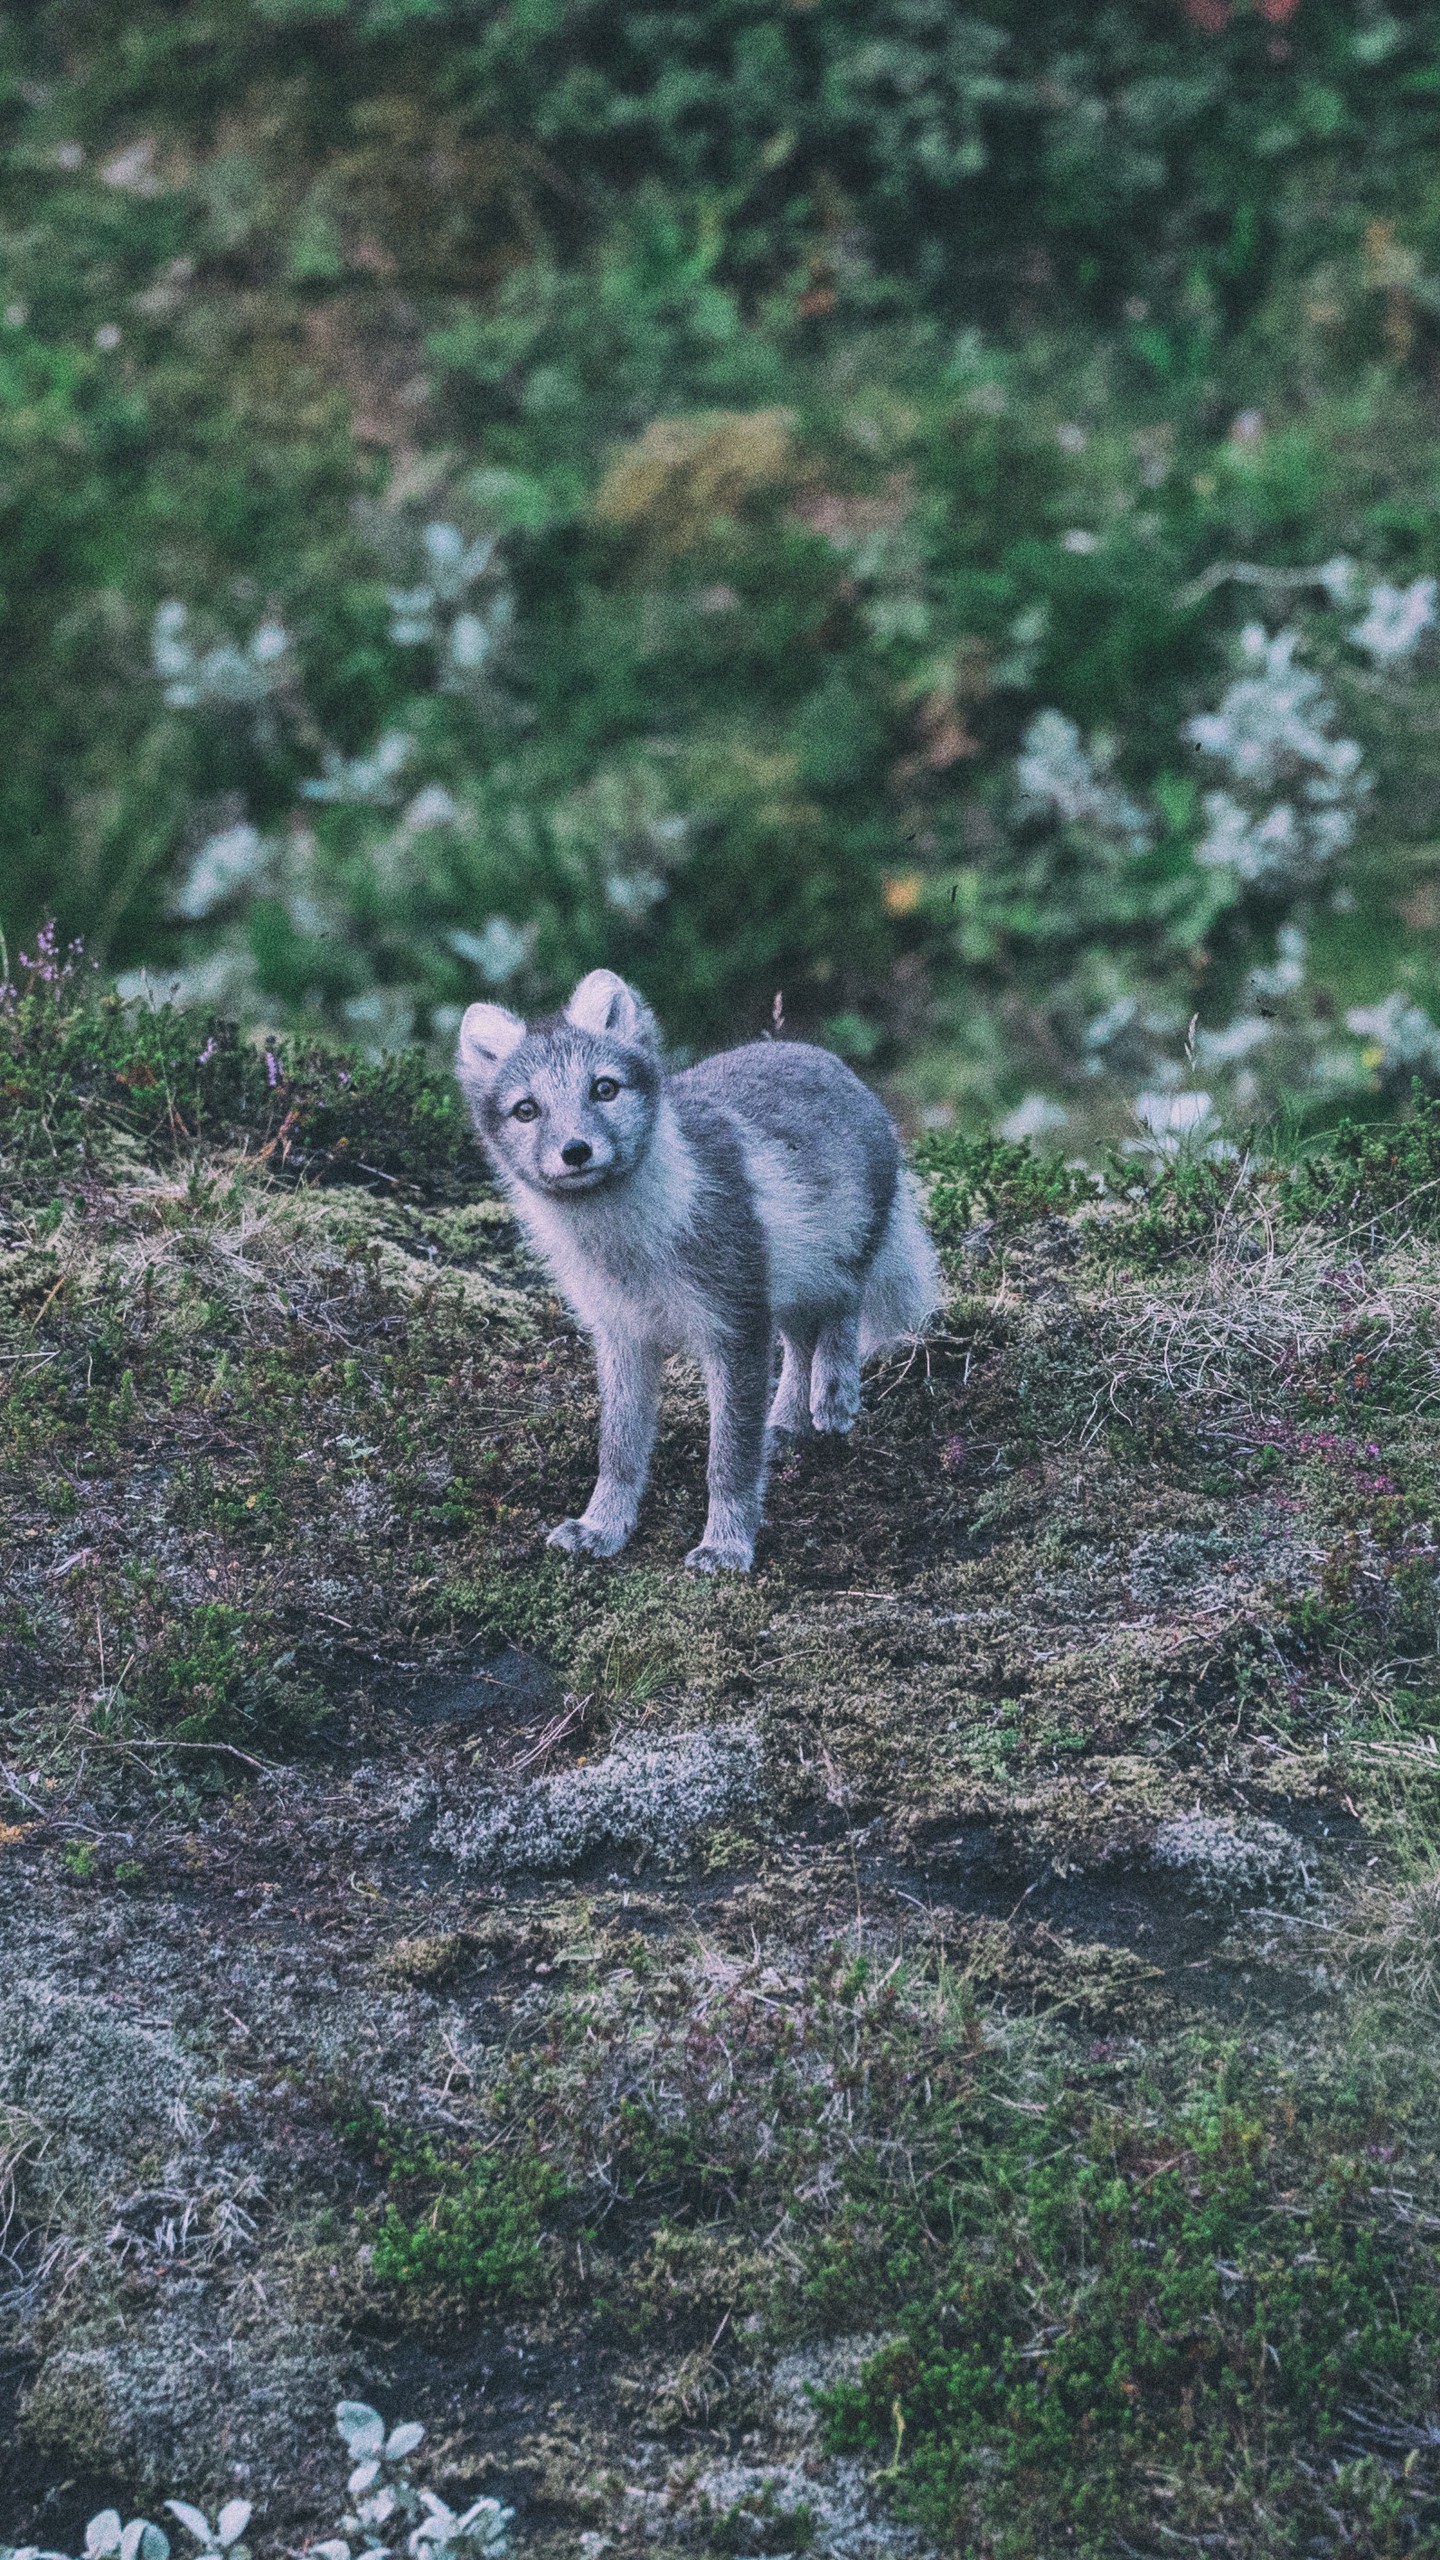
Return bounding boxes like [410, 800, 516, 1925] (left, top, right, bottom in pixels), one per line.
[1083, 1213, 1440, 1441]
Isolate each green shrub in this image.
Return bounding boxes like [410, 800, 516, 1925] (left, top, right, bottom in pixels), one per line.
[1289, 1086, 1440, 1233]
[817, 2066, 1440, 2552]
[1084, 1151, 1258, 1267]
[913, 1127, 1098, 1238]
[371, 2143, 570, 2304]
[142, 1601, 325, 1752]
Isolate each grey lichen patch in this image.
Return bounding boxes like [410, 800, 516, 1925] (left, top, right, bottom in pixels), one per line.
[1123, 1511, 1318, 1616]
[0, 1981, 197, 2187]
[1125, 1526, 1243, 1607]
[680, 2452, 930, 2560]
[20, 2316, 348, 2497]
[247, 1187, 541, 1332]
[417, 1200, 515, 1251]
[415, 1196, 546, 1287]
[1151, 1813, 1315, 1911]
[431, 1724, 763, 1873]
[552, 1568, 775, 1707]
[443, 1561, 775, 1714]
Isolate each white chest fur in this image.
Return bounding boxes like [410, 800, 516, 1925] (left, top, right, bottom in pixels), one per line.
[507, 1101, 714, 1349]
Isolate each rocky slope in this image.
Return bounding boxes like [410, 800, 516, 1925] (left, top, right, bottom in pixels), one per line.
[5, 1068, 1440, 2557]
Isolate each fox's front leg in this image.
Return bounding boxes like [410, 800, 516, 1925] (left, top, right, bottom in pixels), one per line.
[548, 1333, 662, 1559]
[687, 1328, 772, 1575]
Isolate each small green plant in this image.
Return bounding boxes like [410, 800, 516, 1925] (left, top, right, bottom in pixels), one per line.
[371, 2145, 568, 2303]
[164, 2506, 252, 2560]
[143, 1602, 323, 1752]
[1087, 1151, 1254, 1269]
[1289, 1087, 1440, 1234]
[704, 2486, 816, 2557]
[60, 1841, 96, 1883]
[0, 2404, 510, 2560]
[913, 1129, 1097, 1241]
[319, 2403, 512, 2560]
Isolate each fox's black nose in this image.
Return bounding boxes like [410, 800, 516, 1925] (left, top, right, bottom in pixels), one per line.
[561, 1139, 593, 1168]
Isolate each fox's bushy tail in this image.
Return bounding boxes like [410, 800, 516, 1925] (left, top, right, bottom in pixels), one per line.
[859, 1172, 943, 1357]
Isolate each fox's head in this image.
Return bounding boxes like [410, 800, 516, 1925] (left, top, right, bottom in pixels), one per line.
[456, 970, 661, 1199]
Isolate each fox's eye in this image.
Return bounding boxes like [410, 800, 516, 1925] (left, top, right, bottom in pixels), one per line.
[511, 1098, 540, 1122]
[591, 1076, 620, 1102]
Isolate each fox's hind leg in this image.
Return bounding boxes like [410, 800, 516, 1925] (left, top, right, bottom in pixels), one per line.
[768, 1328, 817, 1440]
[810, 1311, 862, 1434]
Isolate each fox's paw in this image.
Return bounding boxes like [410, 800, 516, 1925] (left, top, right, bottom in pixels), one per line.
[684, 1537, 754, 1576]
[767, 1418, 814, 1456]
[766, 1392, 815, 1440]
[810, 1374, 861, 1434]
[546, 1516, 629, 1559]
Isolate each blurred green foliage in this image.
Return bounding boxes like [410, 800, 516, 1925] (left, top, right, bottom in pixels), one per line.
[5, 1, 1440, 1145]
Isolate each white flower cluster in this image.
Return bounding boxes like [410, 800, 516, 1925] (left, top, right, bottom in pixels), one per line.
[550, 760, 693, 923]
[152, 604, 291, 737]
[1003, 559, 1437, 1135]
[1165, 931, 1316, 1115]
[1131, 1089, 1217, 1155]
[446, 917, 535, 986]
[1346, 991, 1440, 1081]
[1346, 574, 1436, 666]
[168, 773, 465, 934]
[170, 821, 270, 921]
[998, 1091, 1069, 1142]
[1185, 624, 1367, 890]
[1248, 921, 1308, 998]
[1015, 709, 1153, 855]
[301, 730, 415, 807]
[124, 792, 531, 1054]
[1079, 991, 1182, 1081]
[387, 522, 517, 696]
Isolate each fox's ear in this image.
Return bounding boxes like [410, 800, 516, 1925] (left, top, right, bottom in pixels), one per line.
[456, 1000, 526, 1095]
[564, 969, 657, 1048]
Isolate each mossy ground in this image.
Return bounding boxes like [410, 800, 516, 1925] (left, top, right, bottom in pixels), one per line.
[7, 1018, 1440, 2557]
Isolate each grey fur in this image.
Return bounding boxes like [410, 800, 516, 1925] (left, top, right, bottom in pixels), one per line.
[456, 969, 941, 1572]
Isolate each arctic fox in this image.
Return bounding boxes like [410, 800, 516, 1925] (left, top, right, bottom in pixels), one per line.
[456, 970, 941, 1574]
